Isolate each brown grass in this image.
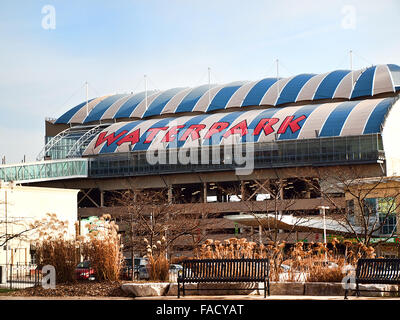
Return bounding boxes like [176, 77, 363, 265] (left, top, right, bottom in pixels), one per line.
[145, 237, 170, 281]
[193, 237, 377, 282]
[33, 213, 79, 283]
[79, 215, 124, 282]
[33, 213, 123, 283]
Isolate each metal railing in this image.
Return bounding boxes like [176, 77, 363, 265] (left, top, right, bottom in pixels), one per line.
[0, 264, 42, 290]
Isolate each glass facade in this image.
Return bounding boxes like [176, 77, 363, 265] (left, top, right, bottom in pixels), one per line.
[88, 133, 384, 178]
[0, 159, 88, 183]
[362, 197, 397, 235]
[45, 135, 81, 160]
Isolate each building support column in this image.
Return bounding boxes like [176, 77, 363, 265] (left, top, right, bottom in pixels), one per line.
[203, 182, 207, 203]
[168, 185, 173, 204]
[100, 190, 104, 207]
[241, 181, 246, 201]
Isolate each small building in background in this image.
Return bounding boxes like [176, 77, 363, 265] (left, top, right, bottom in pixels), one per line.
[344, 176, 400, 257]
[0, 181, 78, 265]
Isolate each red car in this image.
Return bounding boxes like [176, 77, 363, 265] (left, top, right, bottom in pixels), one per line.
[75, 261, 96, 280]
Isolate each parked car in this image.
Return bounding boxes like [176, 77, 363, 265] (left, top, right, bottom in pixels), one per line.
[137, 265, 149, 280]
[312, 261, 339, 269]
[168, 264, 183, 281]
[122, 257, 148, 280]
[75, 261, 96, 280]
[278, 263, 308, 282]
[136, 263, 183, 281]
[169, 264, 183, 272]
[280, 264, 291, 272]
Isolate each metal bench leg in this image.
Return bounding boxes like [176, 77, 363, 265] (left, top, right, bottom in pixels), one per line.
[344, 289, 348, 300]
[178, 281, 180, 299]
[268, 279, 270, 296]
[182, 282, 185, 297]
[356, 282, 360, 297]
[264, 280, 266, 298]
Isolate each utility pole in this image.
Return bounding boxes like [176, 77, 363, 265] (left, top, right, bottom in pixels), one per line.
[208, 67, 211, 106]
[276, 59, 280, 97]
[144, 75, 148, 110]
[5, 189, 8, 278]
[318, 206, 329, 261]
[350, 50, 354, 90]
[85, 81, 89, 117]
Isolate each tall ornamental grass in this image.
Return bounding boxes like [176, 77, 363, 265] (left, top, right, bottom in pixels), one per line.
[33, 213, 123, 283]
[194, 237, 377, 282]
[144, 236, 170, 281]
[33, 213, 79, 283]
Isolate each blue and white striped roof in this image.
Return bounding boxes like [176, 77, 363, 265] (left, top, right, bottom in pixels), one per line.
[83, 96, 396, 155]
[55, 64, 400, 124]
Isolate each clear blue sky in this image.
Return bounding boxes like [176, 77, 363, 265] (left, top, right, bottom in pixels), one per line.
[0, 0, 399, 163]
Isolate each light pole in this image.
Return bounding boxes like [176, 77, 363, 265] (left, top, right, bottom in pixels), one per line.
[318, 206, 329, 261]
[5, 189, 8, 279]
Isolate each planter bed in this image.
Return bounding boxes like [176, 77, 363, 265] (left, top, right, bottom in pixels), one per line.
[121, 281, 400, 297]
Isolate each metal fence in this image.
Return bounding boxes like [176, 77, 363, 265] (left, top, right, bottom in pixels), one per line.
[0, 264, 42, 290]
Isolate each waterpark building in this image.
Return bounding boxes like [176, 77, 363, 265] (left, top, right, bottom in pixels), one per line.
[2, 63, 400, 256]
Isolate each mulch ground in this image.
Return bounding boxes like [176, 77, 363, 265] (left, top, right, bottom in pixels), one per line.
[7, 281, 131, 297]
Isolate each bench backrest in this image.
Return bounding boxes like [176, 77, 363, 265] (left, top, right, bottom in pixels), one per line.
[356, 258, 400, 282]
[180, 258, 269, 281]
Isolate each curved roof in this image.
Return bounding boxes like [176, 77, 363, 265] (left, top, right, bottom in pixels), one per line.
[83, 96, 396, 155]
[55, 64, 400, 125]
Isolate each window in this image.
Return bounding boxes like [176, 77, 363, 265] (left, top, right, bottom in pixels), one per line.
[363, 198, 377, 216]
[346, 199, 355, 225]
[379, 213, 397, 235]
[363, 197, 397, 235]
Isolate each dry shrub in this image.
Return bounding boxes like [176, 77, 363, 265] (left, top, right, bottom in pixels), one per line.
[33, 213, 124, 283]
[193, 237, 377, 283]
[194, 238, 285, 281]
[33, 213, 79, 283]
[145, 237, 169, 281]
[287, 238, 376, 282]
[79, 214, 124, 282]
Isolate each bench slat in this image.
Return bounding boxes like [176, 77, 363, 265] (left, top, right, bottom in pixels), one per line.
[356, 259, 400, 284]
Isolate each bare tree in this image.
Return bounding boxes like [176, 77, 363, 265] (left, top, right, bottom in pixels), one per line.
[0, 198, 43, 248]
[215, 174, 316, 245]
[304, 166, 400, 249]
[111, 188, 209, 278]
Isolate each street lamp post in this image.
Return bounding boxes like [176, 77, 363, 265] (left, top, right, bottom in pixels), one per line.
[318, 206, 329, 261]
[5, 189, 8, 279]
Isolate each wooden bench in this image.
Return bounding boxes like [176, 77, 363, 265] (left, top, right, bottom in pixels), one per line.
[344, 258, 400, 299]
[177, 258, 270, 298]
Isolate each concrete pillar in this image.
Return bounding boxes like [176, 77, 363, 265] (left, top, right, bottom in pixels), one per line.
[100, 190, 104, 207]
[168, 185, 173, 204]
[279, 179, 284, 200]
[241, 181, 246, 201]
